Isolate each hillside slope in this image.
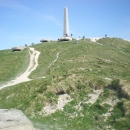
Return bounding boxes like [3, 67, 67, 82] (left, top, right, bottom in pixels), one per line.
[0, 47, 40, 90]
[0, 48, 29, 85]
[0, 38, 130, 130]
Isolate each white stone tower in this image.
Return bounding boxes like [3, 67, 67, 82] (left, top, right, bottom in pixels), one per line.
[64, 7, 69, 37]
[59, 7, 72, 41]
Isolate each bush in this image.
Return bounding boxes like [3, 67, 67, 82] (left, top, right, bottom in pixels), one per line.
[111, 79, 120, 89]
[89, 79, 105, 90]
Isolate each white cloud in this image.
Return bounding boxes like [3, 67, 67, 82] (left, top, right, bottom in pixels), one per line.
[0, 0, 62, 27]
[44, 15, 57, 22]
[0, 0, 34, 12]
[39, 14, 62, 27]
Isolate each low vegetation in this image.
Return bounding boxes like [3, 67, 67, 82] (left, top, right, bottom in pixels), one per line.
[0, 37, 130, 129]
[0, 48, 29, 85]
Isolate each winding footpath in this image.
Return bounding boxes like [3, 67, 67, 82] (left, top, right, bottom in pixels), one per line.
[48, 52, 59, 68]
[0, 48, 40, 90]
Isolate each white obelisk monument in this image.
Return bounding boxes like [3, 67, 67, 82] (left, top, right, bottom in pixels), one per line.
[64, 7, 69, 37]
[59, 7, 72, 41]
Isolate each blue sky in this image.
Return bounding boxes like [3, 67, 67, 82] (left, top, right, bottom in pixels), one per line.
[0, 0, 130, 50]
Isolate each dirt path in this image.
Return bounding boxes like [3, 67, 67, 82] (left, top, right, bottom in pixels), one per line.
[48, 52, 59, 68]
[0, 48, 40, 90]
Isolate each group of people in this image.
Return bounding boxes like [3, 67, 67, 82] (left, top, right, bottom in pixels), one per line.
[75, 35, 85, 43]
[79, 35, 85, 39]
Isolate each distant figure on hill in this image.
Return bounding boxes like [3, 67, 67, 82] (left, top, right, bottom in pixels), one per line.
[57, 39, 59, 42]
[31, 43, 34, 46]
[75, 39, 78, 44]
[82, 36, 85, 40]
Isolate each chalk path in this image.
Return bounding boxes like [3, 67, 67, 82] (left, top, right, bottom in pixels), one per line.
[0, 48, 40, 90]
[48, 53, 59, 68]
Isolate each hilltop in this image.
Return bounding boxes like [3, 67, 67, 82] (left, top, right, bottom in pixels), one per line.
[0, 37, 130, 130]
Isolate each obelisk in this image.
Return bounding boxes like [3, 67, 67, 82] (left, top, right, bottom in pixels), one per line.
[59, 7, 72, 41]
[64, 7, 69, 37]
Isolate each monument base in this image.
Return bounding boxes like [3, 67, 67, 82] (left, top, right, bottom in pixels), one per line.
[59, 37, 72, 41]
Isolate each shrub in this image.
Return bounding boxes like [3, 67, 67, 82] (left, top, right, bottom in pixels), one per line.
[111, 79, 120, 89]
[89, 79, 105, 90]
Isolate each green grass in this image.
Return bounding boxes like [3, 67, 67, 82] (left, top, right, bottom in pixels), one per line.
[30, 38, 130, 83]
[0, 38, 130, 129]
[108, 99, 130, 130]
[0, 48, 29, 85]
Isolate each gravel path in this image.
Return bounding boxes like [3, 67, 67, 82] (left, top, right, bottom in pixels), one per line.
[48, 52, 59, 68]
[0, 47, 40, 90]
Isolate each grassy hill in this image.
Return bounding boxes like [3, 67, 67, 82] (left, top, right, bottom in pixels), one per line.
[0, 37, 130, 130]
[0, 48, 29, 85]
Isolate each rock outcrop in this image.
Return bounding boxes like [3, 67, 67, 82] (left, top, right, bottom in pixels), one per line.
[12, 46, 25, 51]
[40, 39, 50, 42]
[0, 109, 35, 130]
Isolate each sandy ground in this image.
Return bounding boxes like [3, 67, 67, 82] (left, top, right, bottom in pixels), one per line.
[41, 94, 72, 116]
[41, 90, 103, 116]
[0, 47, 40, 90]
[85, 89, 103, 104]
[90, 37, 101, 42]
